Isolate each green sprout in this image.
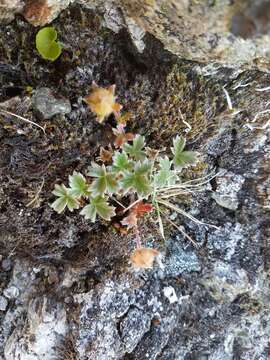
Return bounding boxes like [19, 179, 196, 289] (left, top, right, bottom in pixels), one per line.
[36, 27, 62, 61]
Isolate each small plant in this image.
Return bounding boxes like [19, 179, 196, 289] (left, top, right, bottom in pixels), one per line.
[51, 84, 218, 268]
[50, 121, 212, 266]
[51, 130, 198, 216]
[36, 27, 62, 61]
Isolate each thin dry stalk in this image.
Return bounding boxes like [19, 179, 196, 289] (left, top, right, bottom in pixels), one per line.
[157, 198, 219, 230]
[156, 170, 219, 193]
[26, 179, 45, 207]
[164, 214, 198, 248]
[0, 109, 46, 134]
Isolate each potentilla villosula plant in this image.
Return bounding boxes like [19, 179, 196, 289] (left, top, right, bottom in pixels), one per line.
[50, 83, 217, 268]
[51, 131, 198, 221]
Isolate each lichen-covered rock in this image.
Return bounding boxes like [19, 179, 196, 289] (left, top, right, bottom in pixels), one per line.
[164, 238, 201, 277]
[212, 170, 245, 210]
[2, 260, 67, 360]
[0, 296, 8, 312]
[4, 296, 67, 360]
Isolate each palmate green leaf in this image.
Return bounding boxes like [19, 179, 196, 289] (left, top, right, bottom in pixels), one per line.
[80, 196, 115, 222]
[111, 152, 133, 173]
[134, 160, 152, 175]
[120, 160, 152, 197]
[154, 156, 178, 187]
[87, 162, 118, 196]
[171, 135, 198, 169]
[123, 134, 146, 161]
[68, 171, 90, 198]
[51, 184, 79, 213]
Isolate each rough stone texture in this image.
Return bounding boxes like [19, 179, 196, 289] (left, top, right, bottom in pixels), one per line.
[212, 170, 245, 210]
[0, 1, 270, 360]
[0, 296, 8, 312]
[32, 87, 71, 120]
[3, 0, 270, 70]
[81, 0, 270, 71]
[0, 0, 24, 24]
[23, 0, 75, 26]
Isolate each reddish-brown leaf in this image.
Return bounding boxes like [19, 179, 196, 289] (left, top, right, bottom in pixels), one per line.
[132, 201, 153, 216]
[113, 125, 135, 148]
[121, 201, 152, 230]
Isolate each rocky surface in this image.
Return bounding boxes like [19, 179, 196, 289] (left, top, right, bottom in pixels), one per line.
[0, 0, 24, 23]
[0, 1, 270, 360]
[32, 87, 71, 120]
[2, 1, 270, 70]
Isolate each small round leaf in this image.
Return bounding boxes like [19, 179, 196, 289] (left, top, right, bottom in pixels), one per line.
[36, 27, 62, 61]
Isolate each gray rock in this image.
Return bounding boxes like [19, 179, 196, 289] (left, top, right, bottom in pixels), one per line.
[202, 261, 251, 303]
[212, 170, 245, 211]
[207, 222, 245, 261]
[0, 297, 8, 312]
[1, 2, 270, 359]
[1, 258, 12, 272]
[3, 286, 19, 300]
[164, 239, 201, 277]
[81, 0, 270, 72]
[32, 87, 71, 120]
[4, 296, 67, 360]
[120, 308, 151, 353]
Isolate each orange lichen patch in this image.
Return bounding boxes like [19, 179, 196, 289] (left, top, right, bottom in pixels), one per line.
[24, 0, 51, 26]
[130, 248, 159, 269]
[84, 83, 122, 123]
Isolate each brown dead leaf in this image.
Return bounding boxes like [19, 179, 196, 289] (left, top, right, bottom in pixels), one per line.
[113, 125, 135, 148]
[121, 201, 153, 229]
[98, 146, 113, 163]
[84, 83, 122, 123]
[130, 248, 159, 269]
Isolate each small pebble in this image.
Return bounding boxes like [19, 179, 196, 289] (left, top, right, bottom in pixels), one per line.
[3, 286, 20, 299]
[0, 296, 8, 311]
[32, 87, 71, 120]
[163, 286, 178, 304]
[2, 258, 12, 271]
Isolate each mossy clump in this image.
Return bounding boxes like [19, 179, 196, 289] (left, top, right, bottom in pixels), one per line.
[129, 64, 225, 148]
